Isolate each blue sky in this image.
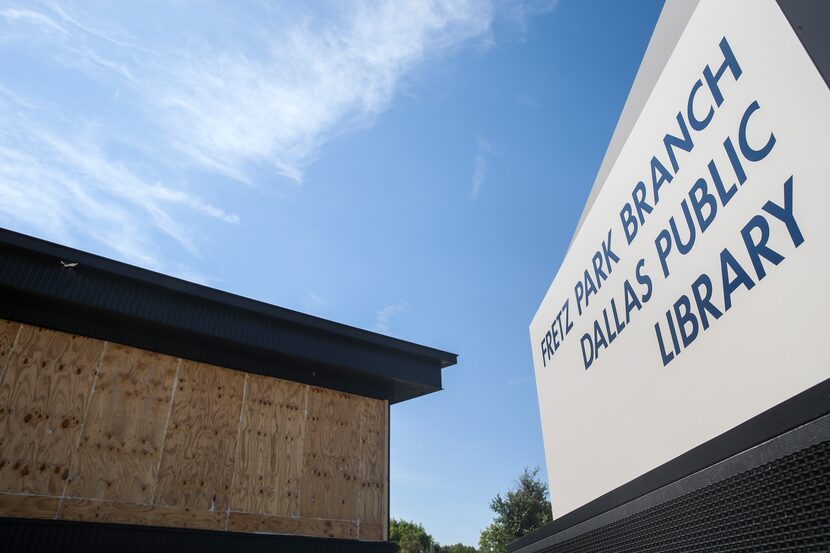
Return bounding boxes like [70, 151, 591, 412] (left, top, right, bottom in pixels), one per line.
[0, 0, 663, 545]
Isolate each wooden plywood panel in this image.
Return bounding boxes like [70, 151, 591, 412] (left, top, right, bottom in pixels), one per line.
[0, 326, 102, 496]
[228, 512, 358, 539]
[0, 319, 20, 382]
[59, 498, 226, 530]
[300, 387, 361, 521]
[358, 398, 387, 541]
[230, 374, 306, 517]
[155, 361, 245, 511]
[0, 493, 60, 519]
[66, 344, 178, 504]
[359, 522, 384, 542]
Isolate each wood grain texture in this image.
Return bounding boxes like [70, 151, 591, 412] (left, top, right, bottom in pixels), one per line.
[65, 344, 178, 503]
[0, 493, 60, 519]
[0, 326, 103, 496]
[300, 387, 361, 521]
[230, 374, 306, 517]
[358, 398, 387, 540]
[0, 319, 20, 383]
[0, 320, 389, 540]
[155, 361, 245, 511]
[359, 522, 384, 542]
[228, 512, 358, 539]
[59, 498, 226, 530]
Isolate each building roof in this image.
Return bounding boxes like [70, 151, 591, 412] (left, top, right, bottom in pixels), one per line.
[0, 228, 457, 404]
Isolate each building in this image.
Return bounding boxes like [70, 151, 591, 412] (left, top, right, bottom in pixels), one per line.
[0, 228, 456, 552]
[518, 1, 829, 552]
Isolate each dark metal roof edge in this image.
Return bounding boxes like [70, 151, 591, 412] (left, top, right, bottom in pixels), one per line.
[507, 377, 830, 552]
[0, 227, 457, 366]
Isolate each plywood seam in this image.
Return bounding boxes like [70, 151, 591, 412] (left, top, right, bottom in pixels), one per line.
[383, 401, 389, 540]
[57, 339, 108, 518]
[150, 357, 181, 506]
[224, 372, 248, 531]
[0, 491, 61, 499]
[295, 384, 310, 518]
[58, 492, 168, 502]
[1, 491, 364, 525]
[0, 322, 22, 389]
[228, 511, 361, 523]
[356, 398, 366, 535]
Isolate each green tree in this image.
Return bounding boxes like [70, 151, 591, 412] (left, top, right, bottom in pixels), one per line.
[479, 467, 552, 553]
[438, 543, 478, 553]
[390, 519, 435, 553]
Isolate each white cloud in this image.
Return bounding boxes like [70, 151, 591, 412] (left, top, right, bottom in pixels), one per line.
[375, 300, 409, 332]
[3, 0, 497, 184]
[303, 291, 329, 312]
[0, 89, 237, 271]
[499, 0, 559, 36]
[470, 137, 492, 199]
[0, 7, 66, 35]
[0, 0, 553, 271]
[151, 0, 494, 183]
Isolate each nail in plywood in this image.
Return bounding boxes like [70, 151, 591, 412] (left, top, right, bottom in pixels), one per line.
[65, 344, 178, 503]
[0, 319, 20, 382]
[230, 374, 306, 517]
[155, 361, 245, 511]
[0, 326, 102, 496]
[228, 512, 358, 539]
[358, 397, 388, 541]
[59, 498, 226, 530]
[300, 387, 361, 521]
[0, 493, 60, 519]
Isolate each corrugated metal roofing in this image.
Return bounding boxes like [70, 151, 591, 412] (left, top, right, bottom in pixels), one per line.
[0, 228, 457, 404]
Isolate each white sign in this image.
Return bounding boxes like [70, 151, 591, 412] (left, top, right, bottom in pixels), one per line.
[530, 0, 830, 518]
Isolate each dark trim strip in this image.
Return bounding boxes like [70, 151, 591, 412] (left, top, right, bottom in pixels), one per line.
[0, 518, 395, 553]
[508, 378, 830, 552]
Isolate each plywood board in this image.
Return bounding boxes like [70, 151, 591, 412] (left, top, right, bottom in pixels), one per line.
[300, 387, 361, 520]
[359, 522, 384, 542]
[0, 319, 20, 383]
[0, 493, 60, 519]
[66, 344, 178, 503]
[0, 326, 103, 496]
[228, 512, 358, 539]
[155, 361, 245, 511]
[358, 398, 387, 540]
[59, 498, 226, 530]
[230, 374, 306, 517]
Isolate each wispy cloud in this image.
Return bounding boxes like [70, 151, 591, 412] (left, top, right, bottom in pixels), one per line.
[0, 88, 236, 272]
[470, 137, 492, 199]
[375, 300, 409, 332]
[3, 0, 496, 184]
[499, 0, 559, 36]
[151, 1, 495, 184]
[0, 0, 553, 271]
[303, 291, 329, 312]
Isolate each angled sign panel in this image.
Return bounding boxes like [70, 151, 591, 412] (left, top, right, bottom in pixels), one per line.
[530, 0, 830, 518]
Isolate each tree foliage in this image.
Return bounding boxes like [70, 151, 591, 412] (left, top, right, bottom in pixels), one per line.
[390, 518, 479, 553]
[390, 519, 435, 553]
[438, 543, 478, 553]
[479, 467, 552, 553]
